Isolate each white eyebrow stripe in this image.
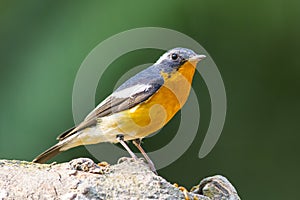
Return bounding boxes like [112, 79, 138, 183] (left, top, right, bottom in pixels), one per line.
[112, 84, 152, 98]
[155, 52, 169, 64]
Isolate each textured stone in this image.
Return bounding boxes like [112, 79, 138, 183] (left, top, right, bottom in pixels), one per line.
[0, 158, 239, 200]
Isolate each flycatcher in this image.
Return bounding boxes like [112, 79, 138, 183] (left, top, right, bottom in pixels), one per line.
[33, 47, 206, 172]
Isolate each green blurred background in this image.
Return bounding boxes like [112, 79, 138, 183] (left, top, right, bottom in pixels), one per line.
[0, 0, 299, 199]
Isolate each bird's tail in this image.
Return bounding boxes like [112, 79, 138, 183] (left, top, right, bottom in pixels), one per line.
[32, 142, 64, 164]
[33, 127, 79, 163]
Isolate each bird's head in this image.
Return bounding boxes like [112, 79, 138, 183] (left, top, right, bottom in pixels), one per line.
[155, 47, 206, 73]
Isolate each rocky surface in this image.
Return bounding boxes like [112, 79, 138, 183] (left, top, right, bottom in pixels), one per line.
[0, 158, 240, 200]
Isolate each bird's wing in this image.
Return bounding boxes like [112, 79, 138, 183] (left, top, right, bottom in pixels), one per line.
[57, 67, 164, 141]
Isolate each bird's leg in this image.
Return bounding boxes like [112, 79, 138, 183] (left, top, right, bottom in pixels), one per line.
[133, 139, 157, 174]
[116, 134, 138, 160]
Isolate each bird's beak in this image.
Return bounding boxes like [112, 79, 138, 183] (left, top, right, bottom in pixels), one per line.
[188, 54, 206, 62]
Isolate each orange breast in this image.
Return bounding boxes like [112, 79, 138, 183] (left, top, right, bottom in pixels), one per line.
[122, 61, 197, 139]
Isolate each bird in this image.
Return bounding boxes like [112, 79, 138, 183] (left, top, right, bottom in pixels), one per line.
[33, 47, 206, 173]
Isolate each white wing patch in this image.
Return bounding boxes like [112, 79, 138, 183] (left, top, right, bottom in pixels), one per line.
[84, 84, 153, 120]
[112, 84, 152, 98]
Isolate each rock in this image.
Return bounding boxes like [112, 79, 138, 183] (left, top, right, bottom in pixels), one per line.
[0, 158, 240, 199]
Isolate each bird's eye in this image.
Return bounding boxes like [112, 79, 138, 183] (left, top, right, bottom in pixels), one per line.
[171, 53, 178, 60]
